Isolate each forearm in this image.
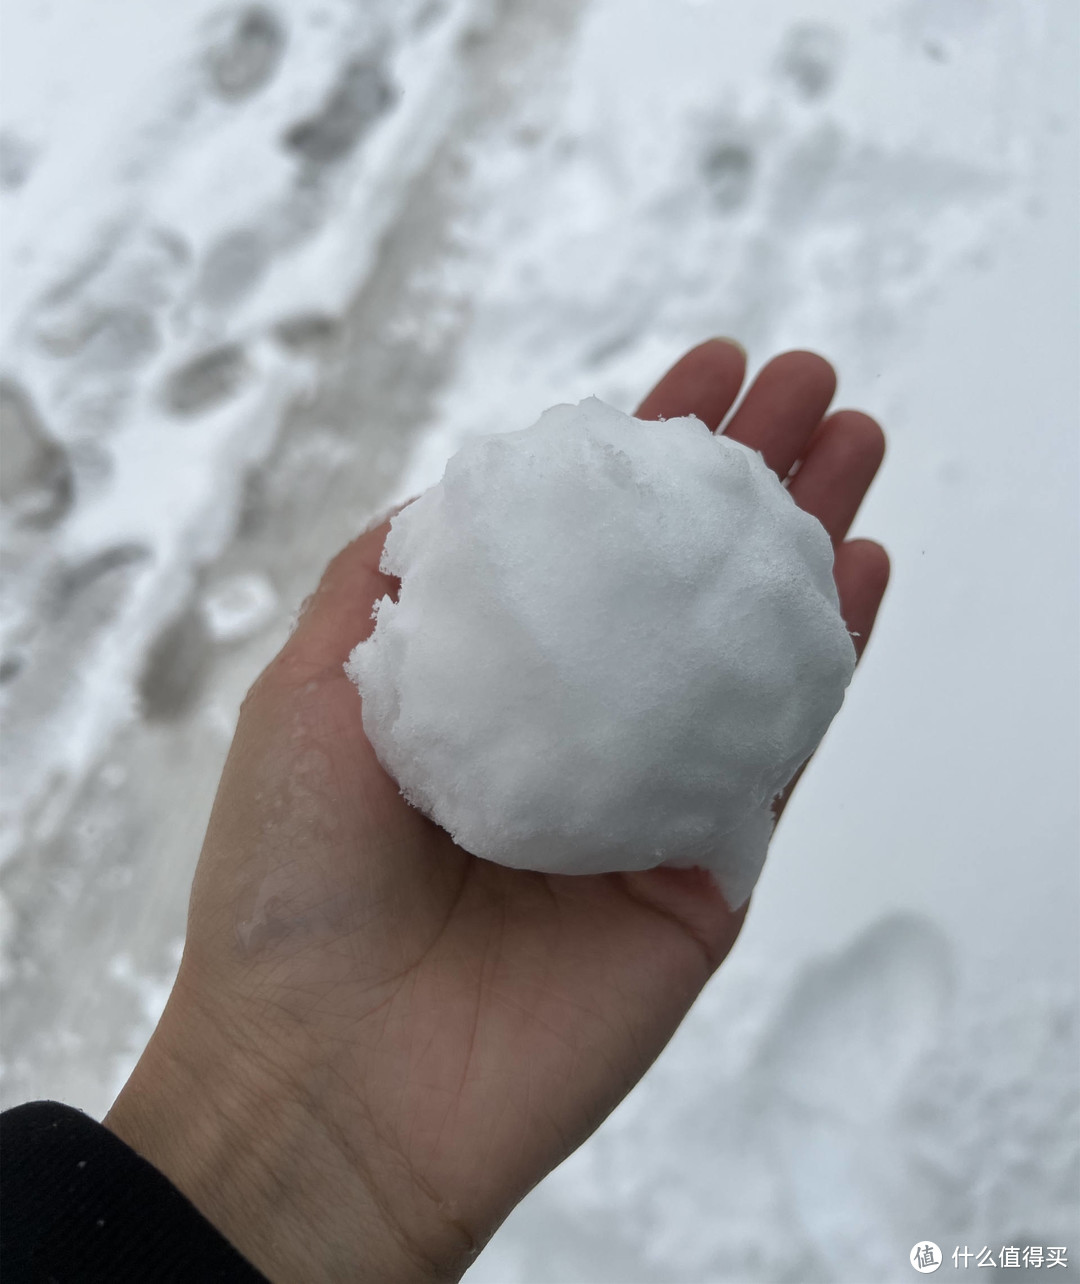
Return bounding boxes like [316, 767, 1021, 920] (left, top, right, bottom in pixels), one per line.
[103, 982, 474, 1284]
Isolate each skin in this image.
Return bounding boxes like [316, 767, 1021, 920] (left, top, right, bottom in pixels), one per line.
[104, 340, 889, 1282]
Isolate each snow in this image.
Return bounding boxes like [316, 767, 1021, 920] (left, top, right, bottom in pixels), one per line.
[348, 397, 854, 904]
[1, 0, 1076, 1279]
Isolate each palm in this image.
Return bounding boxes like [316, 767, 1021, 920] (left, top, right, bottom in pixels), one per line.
[184, 341, 888, 1254]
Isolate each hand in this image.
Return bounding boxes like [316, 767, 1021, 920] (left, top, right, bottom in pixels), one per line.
[104, 340, 888, 1283]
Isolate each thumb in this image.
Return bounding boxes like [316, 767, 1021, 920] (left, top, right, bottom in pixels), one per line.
[274, 514, 399, 684]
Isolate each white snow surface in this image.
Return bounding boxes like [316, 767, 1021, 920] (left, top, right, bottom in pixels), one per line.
[1, 0, 1076, 1280]
[348, 397, 855, 904]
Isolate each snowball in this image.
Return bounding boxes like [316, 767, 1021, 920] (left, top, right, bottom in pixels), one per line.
[346, 397, 855, 907]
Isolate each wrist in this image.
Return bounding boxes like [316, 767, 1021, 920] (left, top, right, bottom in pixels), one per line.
[104, 978, 473, 1284]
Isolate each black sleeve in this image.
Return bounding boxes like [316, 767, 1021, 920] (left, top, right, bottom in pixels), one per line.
[1, 1101, 269, 1282]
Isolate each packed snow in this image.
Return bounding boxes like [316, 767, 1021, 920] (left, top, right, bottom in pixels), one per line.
[348, 397, 855, 904]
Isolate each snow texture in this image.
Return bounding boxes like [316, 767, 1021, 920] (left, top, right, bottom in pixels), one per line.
[348, 398, 854, 904]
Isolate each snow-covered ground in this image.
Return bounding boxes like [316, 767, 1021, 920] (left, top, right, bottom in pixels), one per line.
[1, 1, 1076, 1280]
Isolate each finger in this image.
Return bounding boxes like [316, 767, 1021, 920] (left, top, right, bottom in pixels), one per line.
[833, 538, 890, 662]
[722, 350, 836, 479]
[771, 537, 890, 822]
[273, 515, 398, 682]
[787, 410, 886, 544]
[635, 338, 747, 430]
